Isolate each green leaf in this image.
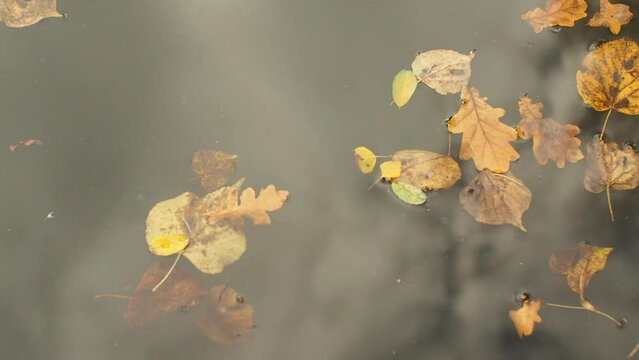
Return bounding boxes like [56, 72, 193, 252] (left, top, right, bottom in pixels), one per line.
[391, 182, 427, 205]
[392, 70, 418, 108]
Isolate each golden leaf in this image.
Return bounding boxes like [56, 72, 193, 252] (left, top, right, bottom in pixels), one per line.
[411, 49, 474, 95]
[577, 38, 639, 115]
[517, 95, 584, 168]
[191, 150, 237, 192]
[391, 70, 418, 107]
[354, 146, 377, 174]
[448, 87, 519, 173]
[380, 160, 402, 180]
[391, 150, 461, 191]
[148, 234, 188, 257]
[509, 298, 542, 339]
[0, 0, 63, 28]
[459, 170, 532, 231]
[521, 0, 588, 33]
[197, 285, 254, 344]
[146, 192, 197, 256]
[587, 0, 633, 35]
[549, 242, 613, 296]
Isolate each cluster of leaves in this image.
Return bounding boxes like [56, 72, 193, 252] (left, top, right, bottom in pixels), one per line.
[0, 0, 63, 28]
[522, 0, 633, 35]
[99, 150, 288, 343]
[509, 242, 626, 339]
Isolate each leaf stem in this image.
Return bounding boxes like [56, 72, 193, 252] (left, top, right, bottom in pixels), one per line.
[447, 132, 452, 157]
[628, 341, 639, 358]
[600, 109, 613, 140]
[152, 252, 182, 292]
[606, 184, 615, 222]
[93, 293, 132, 300]
[546, 302, 626, 327]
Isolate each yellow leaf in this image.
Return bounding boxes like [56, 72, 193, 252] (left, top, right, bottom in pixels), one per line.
[392, 70, 418, 108]
[0, 0, 64, 28]
[549, 242, 613, 295]
[380, 160, 402, 179]
[354, 146, 377, 174]
[391, 150, 461, 191]
[148, 234, 189, 256]
[146, 192, 197, 256]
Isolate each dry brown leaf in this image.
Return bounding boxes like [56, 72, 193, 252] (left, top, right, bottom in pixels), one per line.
[584, 138, 639, 193]
[196, 285, 254, 344]
[207, 183, 289, 226]
[391, 150, 461, 191]
[549, 242, 613, 296]
[191, 150, 237, 192]
[577, 38, 639, 115]
[448, 87, 519, 173]
[517, 96, 584, 168]
[459, 170, 532, 231]
[587, 0, 633, 34]
[124, 262, 206, 326]
[509, 298, 542, 339]
[8, 138, 43, 152]
[411, 49, 475, 95]
[0, 0, 63, 28]
[522, 0, 588, 33]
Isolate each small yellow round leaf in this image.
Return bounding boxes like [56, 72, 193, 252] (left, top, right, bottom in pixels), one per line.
[354, 146, 377, 174]
[392, 69, 418, 108]
[380, 160, 402, 179]
[149, 234, 189, 256]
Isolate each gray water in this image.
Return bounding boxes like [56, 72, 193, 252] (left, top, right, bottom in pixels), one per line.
[2, 1, 639, 359]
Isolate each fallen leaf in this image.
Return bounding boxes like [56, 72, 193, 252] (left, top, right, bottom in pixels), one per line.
[448, 87, 519, 173]
[145, 192, 197, 256]
[391, 150, 461, 191]
[197, 285, 254, 344]
[587, 0, 633, 34]
[191, 150, 237, 192]
[9, 138, 43, 152]
[584, 137, 639, 221]
[380, 160, 402, 180]
[0, 0, 63, 28]
[354, 146, 377, 174]
[549, 242, 613, 296]
[124, 262, 206, 326]
[517, 95, 584, 168]
[411, 49, 475, 95]
[521, 0, 588, 33]
[577, 38, 639, 115]
[459, 170, 532, 231]
[509, 298, 542, 339]
[206, 181, 289, 226]
[392, 70, 418, 107]
[391, 182, 427, 205]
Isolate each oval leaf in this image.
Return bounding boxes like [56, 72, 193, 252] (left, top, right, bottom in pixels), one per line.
[354, 146, 377, 174]
[391, 182, 427, 205]
[392, 70, 418, 108]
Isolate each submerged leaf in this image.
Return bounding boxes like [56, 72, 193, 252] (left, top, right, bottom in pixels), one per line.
[146, 192, 197, 256]
[459, 170, 532, 231]
[392, 70, 418, 108]
[517, 95, 584, 168]
[124, 262, 205, 326]
[0, 0, 63, 28]
[587, 0, 633, 35]
[391, 182, 427, 205]
[391, 150, 461, 191]
[380, 160, 402, 180]
[354, 146, 377, 174]
[521, 0, 588, 33]
[509, 298, 542, 339]
[191, 150, 237, 192]
[197, 285, 254, 344]
[448, 87, 519, 173]
[584, 138, 639, 193]
[411, 49, 474, 95]
[577, 38, 639, 115]
[549, 242, 613, 295]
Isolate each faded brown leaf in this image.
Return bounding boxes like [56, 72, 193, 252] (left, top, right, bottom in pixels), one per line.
[192, 150, 237, 192]
[207, 183, 289, 226]
[584, 138, 639, 193]
[459, 170, 532, 231]
[577, 38, 639, 115]
[509, 299, 542, 339]
[410, 49, 475, 95]
[196, 285, 254, 344]
[0, 0, 63, 28]
[517, 95, 584, 168]
[549, 242, 613, 295]
[587, 0, 633, 35]
[522, 0, 588, 33]
[391, 150, 461, 191]
[124, 262, 206, 326]
[448, 87, 519, 173]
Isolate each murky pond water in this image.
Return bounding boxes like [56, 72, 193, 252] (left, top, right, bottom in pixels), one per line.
[2, 1, 639, 359]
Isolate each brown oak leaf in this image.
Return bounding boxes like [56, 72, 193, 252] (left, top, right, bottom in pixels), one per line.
[0, 0, 63, 28]
[191, 150, 237, 192]
[206, 183, 289, 226]
[197, 285, 254, 344]
[391, 150, 461, 191]
[448, 87, 519, 173]
[509, 298, 542, 339]
[522, 0, 588, 33]
[459, 170, 532, 231]
[517, 95, 584, 168]
[587, 0, 633, 35]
